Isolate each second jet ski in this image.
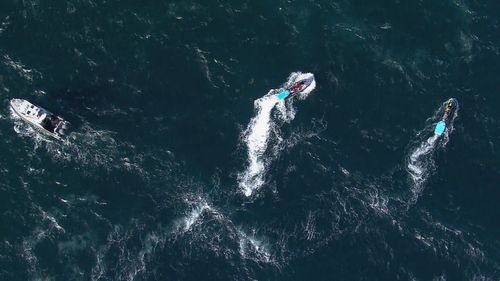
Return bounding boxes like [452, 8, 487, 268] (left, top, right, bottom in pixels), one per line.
[434, 98, 459, 136]
[276, 73, 316, 100]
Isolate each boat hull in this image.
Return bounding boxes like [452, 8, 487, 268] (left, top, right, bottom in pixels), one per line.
[10, 99, 68, 140]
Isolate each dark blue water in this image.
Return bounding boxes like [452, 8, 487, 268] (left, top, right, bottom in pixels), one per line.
[1, 1, 499, 280]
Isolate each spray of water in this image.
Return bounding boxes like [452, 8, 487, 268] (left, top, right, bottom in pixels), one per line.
[238, 72, 316, 197]
[406, 99, 459, 203]
[407, 134, 439, 200]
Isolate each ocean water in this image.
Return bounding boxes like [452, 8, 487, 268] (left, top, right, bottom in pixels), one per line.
[1, 1, 499, 280]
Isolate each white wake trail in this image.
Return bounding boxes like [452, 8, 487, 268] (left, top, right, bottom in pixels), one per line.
[406, 98, 459, 204]
[9, 109, 143, 173]
[239, 94, 281, 197]
[407, 134, 439, 200]
[238, 72, 316, 197]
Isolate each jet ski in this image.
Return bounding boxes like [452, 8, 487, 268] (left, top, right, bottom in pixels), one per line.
[10, 99, 69, 140]
[276, 73, 316, 100]
[434, 98, 459, 136]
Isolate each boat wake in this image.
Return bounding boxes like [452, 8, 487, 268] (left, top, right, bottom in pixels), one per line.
[406, 99, 459, 204]
[173, 197, 274, 264]
[407, 134, 439, 201]
[89, 195, 278, 281]
[9, 110, 144, 174]
[238, 72, 316, 197]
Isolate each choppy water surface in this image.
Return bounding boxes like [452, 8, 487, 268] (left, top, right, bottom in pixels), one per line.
[1, 1, 499, 280]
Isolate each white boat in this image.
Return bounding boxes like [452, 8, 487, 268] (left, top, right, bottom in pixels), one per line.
[10, 98, 69, 140]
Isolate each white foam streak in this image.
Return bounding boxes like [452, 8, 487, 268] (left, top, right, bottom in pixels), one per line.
[181, 202, 210, 232]
[39, 208, 65, 233]
[2, 54, 39, 81]
[408, 135, 438, 186]
[239, 72, 315, 197]
[20, 206, 65, 280]
[9, 109, 144, 174]
[303, 211, 318, 240]
[239, 95, 280, 196]
[237, 229, 272, 263]
[406, 100, 459, 204]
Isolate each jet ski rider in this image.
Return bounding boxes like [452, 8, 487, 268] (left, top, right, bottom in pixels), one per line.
[443, 100, 453, 122]
[289, 80, 305, 93]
